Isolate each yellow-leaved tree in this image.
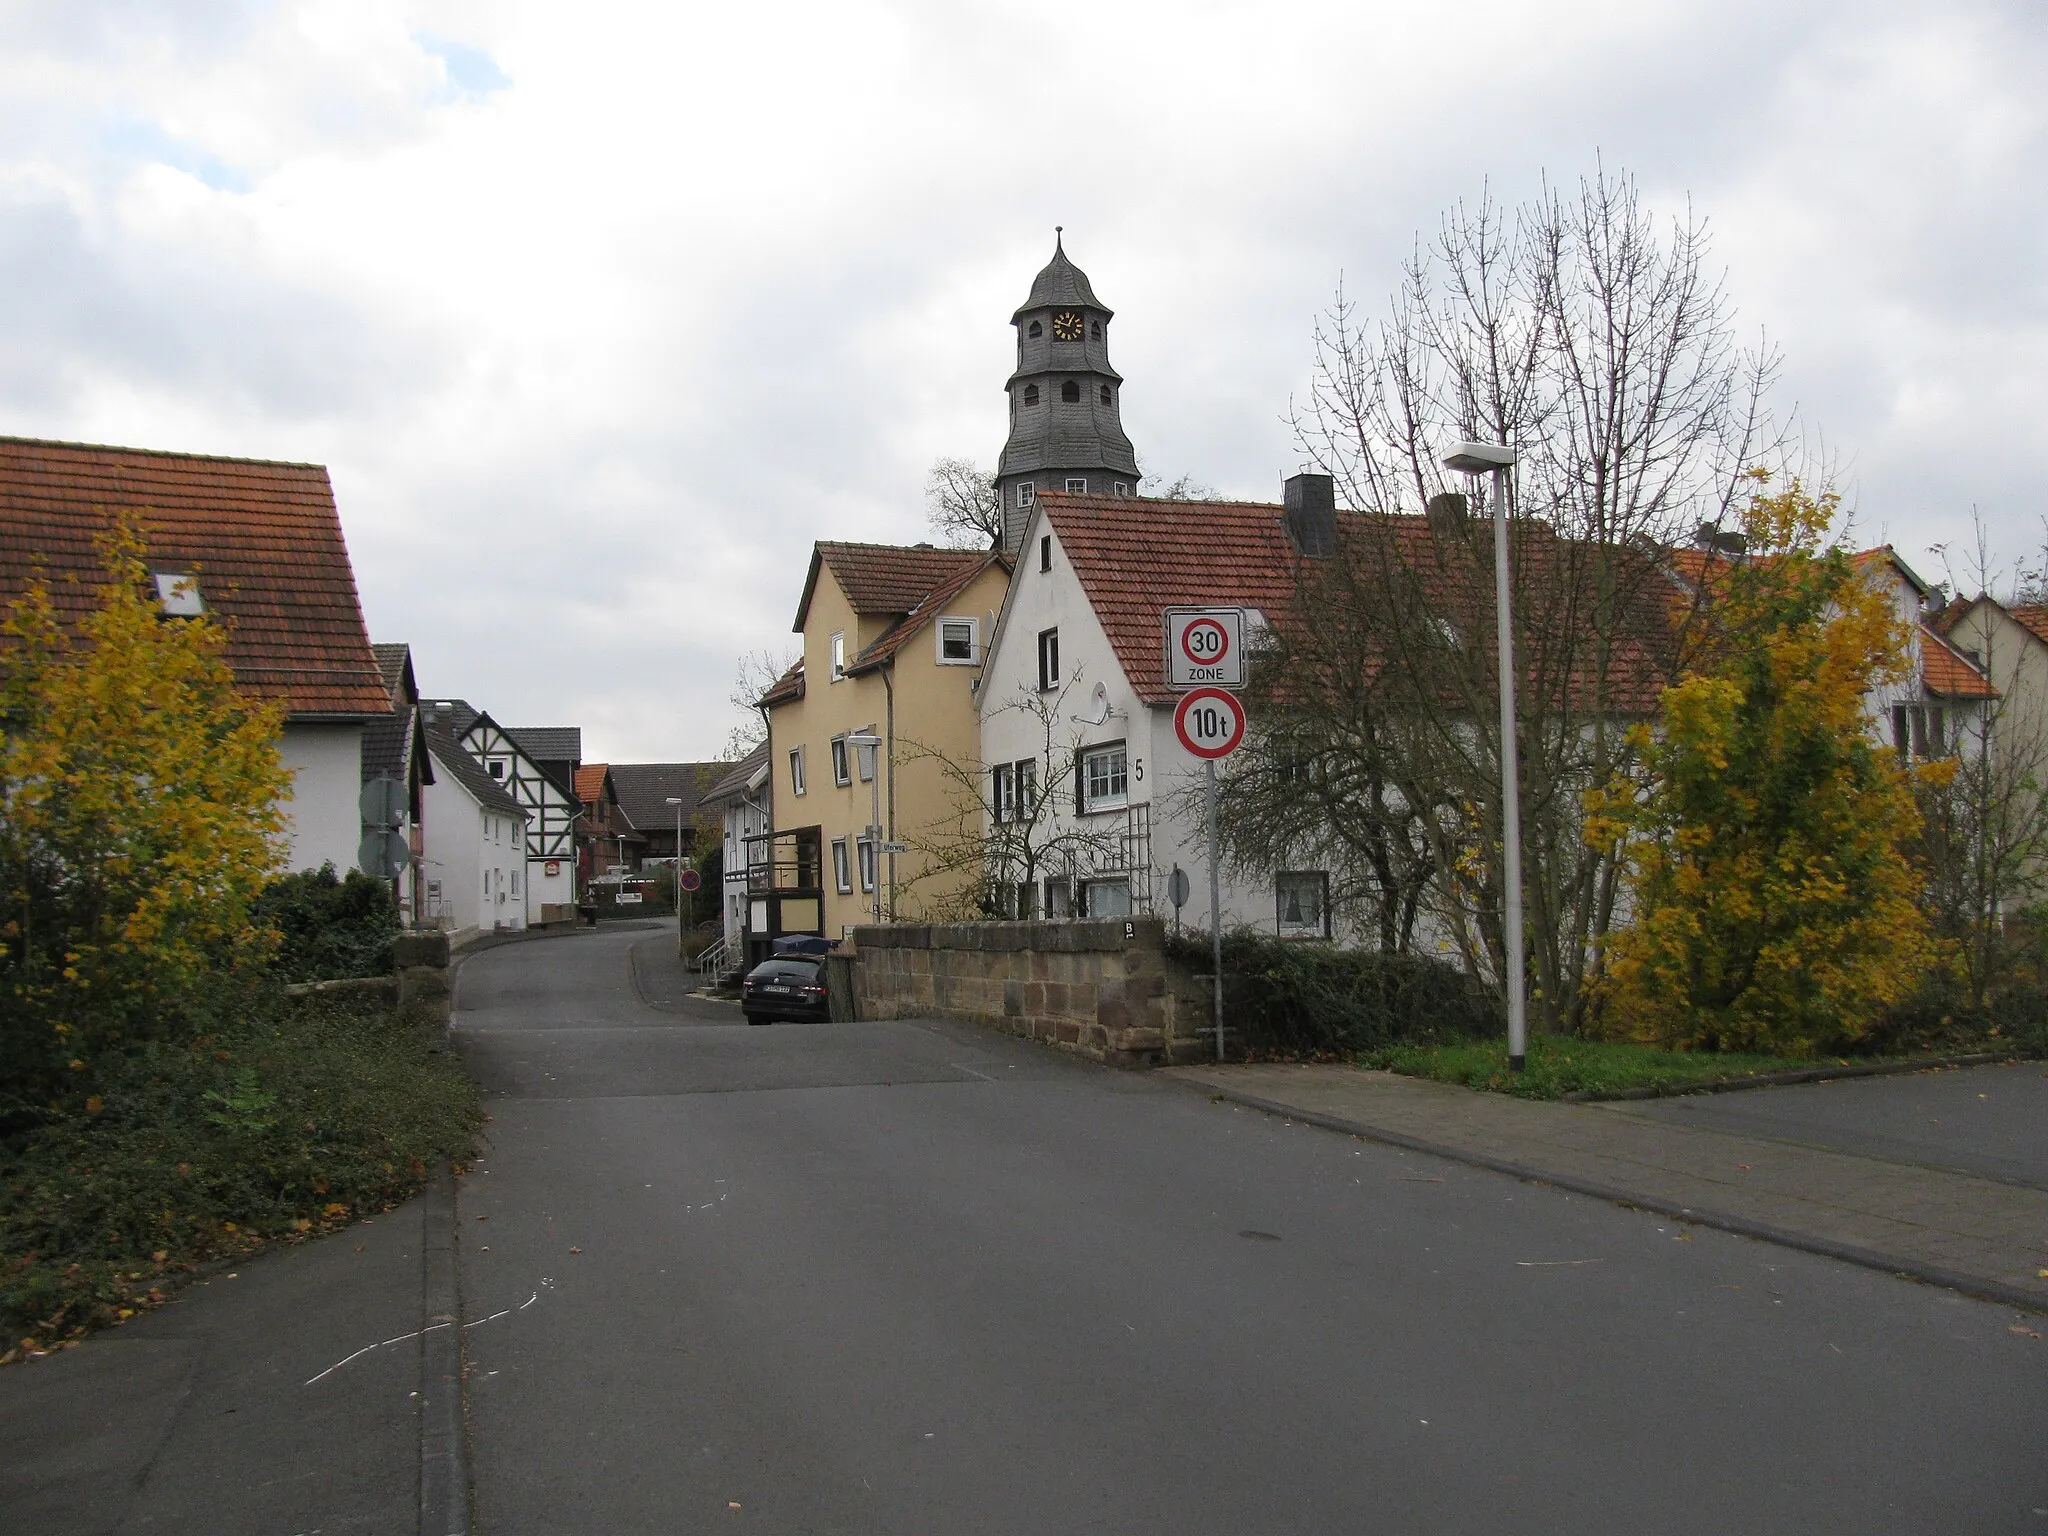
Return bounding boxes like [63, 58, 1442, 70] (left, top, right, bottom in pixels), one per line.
[1, 516, 290, 1114]
[1587, 478, 1942, 1054]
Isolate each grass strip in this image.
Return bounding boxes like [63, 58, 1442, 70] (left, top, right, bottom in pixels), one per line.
[1353, 1035, 1822, 1100]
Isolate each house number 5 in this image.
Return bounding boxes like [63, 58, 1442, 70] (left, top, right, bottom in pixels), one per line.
[1132, 758, 1144, 782]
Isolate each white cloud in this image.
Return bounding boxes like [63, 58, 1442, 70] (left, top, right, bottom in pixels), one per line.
[1, 0, 2044, 755]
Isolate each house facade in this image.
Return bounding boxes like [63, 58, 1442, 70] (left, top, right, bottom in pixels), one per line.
[574, 762, 643, 885]
[0, 437, 393, 877]
[421, 702, 583, 923]
[421, 722, 530, 937]
[361, 642, 432, 925]
[704, 742, 772, 962]
[764, 541, 1012, 946]
[610, 762, 726, 868]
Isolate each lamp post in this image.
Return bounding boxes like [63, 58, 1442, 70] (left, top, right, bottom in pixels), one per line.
[1441, 440, 1527, 1073]
[665, 796, 686, 953]
[845, 733, 884, 927]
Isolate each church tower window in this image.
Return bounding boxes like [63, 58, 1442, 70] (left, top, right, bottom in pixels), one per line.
[1023, 384, 1039, 406]
[1061, 380, 1080, 403]
[1099, 384, 1112, 404]
[1028, 320, 1043, 338]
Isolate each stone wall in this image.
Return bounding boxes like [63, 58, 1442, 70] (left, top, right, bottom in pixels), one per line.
[848, 917, 1213, 1067]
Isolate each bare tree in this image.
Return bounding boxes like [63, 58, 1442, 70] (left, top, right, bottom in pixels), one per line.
[1274, 167, 1788, 1032]
[721, 647, 798, 760]
[924, 457, 1001, 549]
[896, 673, 1129, 920]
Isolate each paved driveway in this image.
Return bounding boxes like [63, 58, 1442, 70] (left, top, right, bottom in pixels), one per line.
[450, 925, 2048, 1535]
[1611, 1059, 2048, 1189]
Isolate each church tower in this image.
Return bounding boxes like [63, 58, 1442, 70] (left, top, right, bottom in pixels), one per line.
[995, 231, 1140, 554]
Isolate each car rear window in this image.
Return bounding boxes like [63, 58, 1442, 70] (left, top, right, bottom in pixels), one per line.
[757, 960, 822, 982]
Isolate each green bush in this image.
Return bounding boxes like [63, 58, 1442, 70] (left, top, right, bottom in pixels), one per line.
[1168, 930, 1502, 1056]
[251, 865, 399, 982]
[0, 984, 481, 1352]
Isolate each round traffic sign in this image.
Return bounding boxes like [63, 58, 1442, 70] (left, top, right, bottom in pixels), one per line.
[1179, 616, 1232, 667]
[1173, 686, 1247, 760]
[678, 868, 702, 892]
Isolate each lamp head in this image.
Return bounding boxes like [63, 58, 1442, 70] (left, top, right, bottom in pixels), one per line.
[1441, 441, 1518, 475]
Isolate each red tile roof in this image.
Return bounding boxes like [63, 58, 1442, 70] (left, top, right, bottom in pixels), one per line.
[1037, 491, 1681, 713]
[1919, 622, 1999, 699]
[0, 436, 390, 717]
[794, 542, 986, 631]
[574, 763, 610, 805]
[759, 659, 804, 708]
[850, 551, 1009, 674]
[2009, 606, 2048, 649]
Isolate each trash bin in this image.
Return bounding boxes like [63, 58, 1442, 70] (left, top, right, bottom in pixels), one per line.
[578, 904, 598, 927]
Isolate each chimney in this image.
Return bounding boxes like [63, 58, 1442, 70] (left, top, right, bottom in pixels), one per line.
[1283, 473, 1336, 557]
[1694, 522, 1747, 557]
[1426, 491, 1470, 541]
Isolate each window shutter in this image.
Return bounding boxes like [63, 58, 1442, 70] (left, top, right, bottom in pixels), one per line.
[1074, 748, 1087, 814]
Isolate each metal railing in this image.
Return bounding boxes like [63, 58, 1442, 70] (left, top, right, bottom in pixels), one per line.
[693, 935, 731, 979]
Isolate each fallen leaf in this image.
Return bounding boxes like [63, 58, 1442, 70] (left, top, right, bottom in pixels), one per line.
[569, 1246, 582, 1254]
[1735, 1163, 1751, 1171]
[2010, 1325, 2041, 1339]
[729, 1502, 742, 1510]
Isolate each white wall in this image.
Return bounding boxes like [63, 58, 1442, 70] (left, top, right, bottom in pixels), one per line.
[526, 858, 575, 922]
[720, 788, 771, 953]
[420, 748, 528, 938]
[278, 722, 365, 875]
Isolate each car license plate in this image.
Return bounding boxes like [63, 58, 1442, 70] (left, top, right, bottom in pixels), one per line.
[762, 984, 792, 995]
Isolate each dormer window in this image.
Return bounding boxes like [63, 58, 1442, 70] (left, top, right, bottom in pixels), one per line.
[153, 571, 203, 616]
[1061, 380, 1080, 403]
[1028, 320, 1043, 338]
[1023, 384, 1040, 406]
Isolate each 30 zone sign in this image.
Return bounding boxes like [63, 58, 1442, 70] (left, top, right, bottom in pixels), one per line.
[1174, 687, 1247, 760]
[1164, 608, 1245, 689]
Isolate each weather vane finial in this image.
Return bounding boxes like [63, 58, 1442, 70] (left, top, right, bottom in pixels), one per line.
[1055, 224, 1064, 248]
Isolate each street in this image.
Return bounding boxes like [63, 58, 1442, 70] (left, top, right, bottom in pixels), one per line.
[454, 925, 2047, 1534]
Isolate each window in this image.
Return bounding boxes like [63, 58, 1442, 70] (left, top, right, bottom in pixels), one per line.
[1039, 534, 1052, 572]
[488, 758, 507, 779]
[1277, 873, 1330, 938]
[483, 872, 490, 897]
[1037, 627, 1060, 691]
[1043, 876, 1071, 919]
[857, 837, 877, 892]
[830, 631, 846, 682]
[1065, 477, 1087, 493]
[991, 763, 1013, 823]
[1892, 705, 1909, 759]
[153, 570, 204, 616]
[1014, 758, 1036, 819]
[789, 746, 807, 796]
[938, 618, 978, 664]
[513, 825, 522, 849]
[1061, 379, 1081, 403]
[512, 868, 520, 895]
[1081, 879, 1130, 917]
[832, 838, 852, 893]
[1023, 383, 1040, 406]
[1028, 319, 1043, 338]
[1089, 320, 1101, 340]
[1079, 742, 1128, 812]
[1099, 384, 1112, 405]
[1018, 481, 1035, 508]
[832, 735, 851, 786]
[1112, 482, 1129, 498]
[1894, 703, 1949, 760]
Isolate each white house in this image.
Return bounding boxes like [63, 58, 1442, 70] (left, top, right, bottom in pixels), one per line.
[421, 722, 531, 939]
[978, 479, 1339, 938]
[703, 740, 772, 964]
[420, 702, 582, 924]
[0, 437, 394, 877]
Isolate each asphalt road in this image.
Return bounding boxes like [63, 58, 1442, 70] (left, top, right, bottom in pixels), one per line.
[1614, 1058, 2048, 1190]
[454, 925, 2048, 1535]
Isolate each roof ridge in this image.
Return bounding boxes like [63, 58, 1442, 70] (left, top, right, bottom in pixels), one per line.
[0, 435, 328, 471]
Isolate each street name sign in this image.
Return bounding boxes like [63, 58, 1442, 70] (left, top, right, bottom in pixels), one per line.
[1163, 608, 1245, 690]
[1173, 686, 1247, 760]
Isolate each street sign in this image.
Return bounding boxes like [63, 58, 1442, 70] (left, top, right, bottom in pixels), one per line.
[359, 775, 405, 828]
[1166, 866, 1191, 912]
[1163, 608, 1245, 690]
[678, 868, 702, 893]
[1173, 686, 1246, 760]
[357, 827, 410, 878]
[880, 842, 908, 855]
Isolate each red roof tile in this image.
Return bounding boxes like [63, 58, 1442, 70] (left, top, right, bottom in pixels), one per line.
[1920, 622, 1998, 699]
[574, 763, 610, 805]
[2009, 606, 2048, 649]
[759, 659, 805, 708]
[850, 552, 1010, 673]
[794, 542, 986, 631]
[0, 436, 390, 717]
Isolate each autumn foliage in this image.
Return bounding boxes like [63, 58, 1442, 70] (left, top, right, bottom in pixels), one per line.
[1588, 480, 1942, 1053]
[0, 517, 290, 1118]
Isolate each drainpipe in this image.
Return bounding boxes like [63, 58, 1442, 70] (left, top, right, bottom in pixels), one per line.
[883, 667, 897, 922]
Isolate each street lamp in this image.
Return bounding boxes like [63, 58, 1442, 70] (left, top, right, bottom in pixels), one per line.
[665, 796, 685, 955]
[1441, 439, 1528, 1074]
[844, 733, 884, 927]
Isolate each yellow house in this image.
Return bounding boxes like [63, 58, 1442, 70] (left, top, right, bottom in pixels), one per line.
[758, 541, 1011, 949]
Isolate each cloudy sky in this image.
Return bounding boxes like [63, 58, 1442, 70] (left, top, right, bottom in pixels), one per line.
[3, 0, 2043, 760]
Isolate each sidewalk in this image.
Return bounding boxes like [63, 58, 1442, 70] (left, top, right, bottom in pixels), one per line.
[1164, 1062, 2048, 1313]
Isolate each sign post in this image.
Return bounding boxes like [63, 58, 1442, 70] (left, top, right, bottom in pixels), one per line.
[1172, 681, 1247, 1060]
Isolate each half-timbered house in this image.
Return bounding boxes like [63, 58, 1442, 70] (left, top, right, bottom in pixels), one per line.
[421, 700, 583, 924]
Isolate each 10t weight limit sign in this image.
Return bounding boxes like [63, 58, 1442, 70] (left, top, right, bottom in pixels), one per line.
[1174, 687, 1246, 760]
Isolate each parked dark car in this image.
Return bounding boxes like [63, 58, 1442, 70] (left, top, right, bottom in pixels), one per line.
[771, 935, 837, 957]
[741, 956, 830, 1024]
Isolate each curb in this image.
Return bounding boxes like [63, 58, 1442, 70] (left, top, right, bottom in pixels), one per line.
[1184, 1079, 2048, 1317]
[1559, 1050, 2031, 1102]
[419, 1166, 470, 1536]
